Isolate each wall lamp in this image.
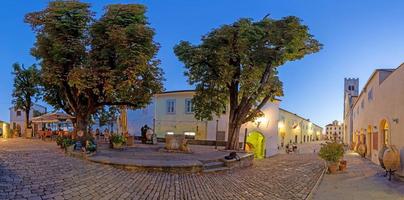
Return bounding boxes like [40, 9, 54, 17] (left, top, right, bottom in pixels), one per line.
[393, 118, 399, 124]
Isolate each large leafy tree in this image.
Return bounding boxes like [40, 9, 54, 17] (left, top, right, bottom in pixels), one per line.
[12, 63, 42, 130]
[174, 17, 321, 150]
[25, 1, 163, 133]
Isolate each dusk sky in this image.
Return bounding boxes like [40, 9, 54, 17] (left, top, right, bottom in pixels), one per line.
[1, 0, 404, 128]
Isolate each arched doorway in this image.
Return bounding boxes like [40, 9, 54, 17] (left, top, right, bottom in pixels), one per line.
[280, 131, 285, 148]
[245, 131, 265, 159]
[380, 120, 390, 146]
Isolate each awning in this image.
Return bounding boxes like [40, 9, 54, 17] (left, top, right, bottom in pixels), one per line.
[32, 112, 75, 123]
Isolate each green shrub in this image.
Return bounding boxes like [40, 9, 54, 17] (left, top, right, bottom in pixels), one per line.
[62, 138, 75, 148]
[319, 142, 344, 163]
[110, 134, 126, 144]
[56, 136, 64, 146]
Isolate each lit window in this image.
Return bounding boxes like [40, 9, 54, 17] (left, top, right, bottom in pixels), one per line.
[184, 132, 196, 139]
[166, 100, 176, 114]
[166, 132, 174, 135]
[185, 99, 193, 113]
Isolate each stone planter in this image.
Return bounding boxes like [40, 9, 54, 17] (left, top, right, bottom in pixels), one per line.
[165, 135, 191, 153]
[328, 163, 338, 174]
[113, 142, 123, 149]
[66, 145, 74, 153]
[339, 160, 347, 171]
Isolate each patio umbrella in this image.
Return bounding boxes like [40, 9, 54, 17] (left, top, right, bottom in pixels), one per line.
[32, 112, 75, 123]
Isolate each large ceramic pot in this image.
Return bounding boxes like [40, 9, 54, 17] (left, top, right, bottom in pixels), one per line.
[328, 163, 338, 174]
[357, 143, 367, 157]
[383, 145, 401, 171]
[378, 145, 388, 169]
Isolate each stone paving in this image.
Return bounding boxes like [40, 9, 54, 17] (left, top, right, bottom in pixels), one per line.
[313, 151, 404, 200]
[0, 138, 324, 200]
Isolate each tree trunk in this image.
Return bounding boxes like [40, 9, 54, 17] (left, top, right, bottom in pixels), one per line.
[226, 121, 241, 150]
[25, 109, 31, 129]
[75, 114, 89, 136]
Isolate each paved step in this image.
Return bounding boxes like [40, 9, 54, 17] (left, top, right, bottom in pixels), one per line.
[203, 161, 225, 169]
[203, 167, 230, 173]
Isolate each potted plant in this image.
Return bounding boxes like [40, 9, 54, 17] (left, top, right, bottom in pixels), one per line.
[56, 136, 64, 148]
[319, 142, 344, 174]
[110, 134, 126, 149]
[63, 138, 75, 152]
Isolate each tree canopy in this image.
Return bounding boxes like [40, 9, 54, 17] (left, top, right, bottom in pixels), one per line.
[12, 63, 42, 129]
[25, 1, 164, 132]
[174, 16, 322, 149]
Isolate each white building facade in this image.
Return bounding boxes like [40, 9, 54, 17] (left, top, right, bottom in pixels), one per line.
[9, 104, 47, 136]
[125, 90, 280, 157]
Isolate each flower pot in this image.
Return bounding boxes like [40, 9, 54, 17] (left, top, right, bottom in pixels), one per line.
[328, 163, 338, 174]
[339, 160, 347, 171]
[65, 145, 74, 152]
[113, 142, 123, 149]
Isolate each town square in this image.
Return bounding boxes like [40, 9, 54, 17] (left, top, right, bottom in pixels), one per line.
[1, 1, 404, 200]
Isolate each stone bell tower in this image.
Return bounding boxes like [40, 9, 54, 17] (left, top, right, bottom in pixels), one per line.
[343, 78, 359, 145]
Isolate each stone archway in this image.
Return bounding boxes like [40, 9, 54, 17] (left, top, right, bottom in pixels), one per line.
[245, 131, 265, 159]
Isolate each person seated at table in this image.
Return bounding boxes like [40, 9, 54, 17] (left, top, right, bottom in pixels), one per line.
[104, 128, 110, 142]
[95, 128, 100, 140]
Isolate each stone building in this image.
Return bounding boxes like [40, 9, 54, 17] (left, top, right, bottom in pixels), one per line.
[325, 120, 343, 141]
[123, 90, 323, 158]
[278, 108, 323, 147]
[343, 63, 404, 177]
[9, 104, 47, 137]
[343, 78, 359, 145]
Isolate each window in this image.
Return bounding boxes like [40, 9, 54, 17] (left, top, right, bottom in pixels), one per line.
[184, 132, 196, 139]
[166, 100, 176, 114]
[185, 99, 193, 113]
[166, 132, 174, 135]
[16, 111, 21, 117]
[368, 88, 373, 101]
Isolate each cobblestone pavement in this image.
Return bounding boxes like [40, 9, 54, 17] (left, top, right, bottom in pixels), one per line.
[0, 138, 324, 200]
[313, 152, 404, 200]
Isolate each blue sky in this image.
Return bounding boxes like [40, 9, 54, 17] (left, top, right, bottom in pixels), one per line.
[1, 0, 404, 127]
